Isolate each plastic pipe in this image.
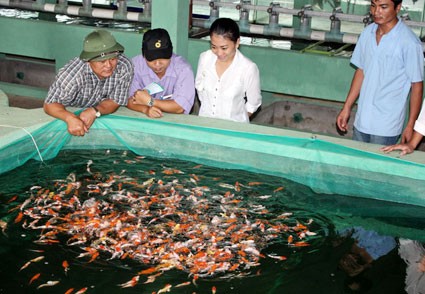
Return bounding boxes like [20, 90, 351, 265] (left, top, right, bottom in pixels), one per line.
[1, 0, 150, 23]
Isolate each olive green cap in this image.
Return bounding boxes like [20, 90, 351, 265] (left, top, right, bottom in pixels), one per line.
[80, 29, 124, 62]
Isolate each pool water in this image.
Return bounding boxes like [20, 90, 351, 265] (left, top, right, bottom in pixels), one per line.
[0, 149, 423, 294]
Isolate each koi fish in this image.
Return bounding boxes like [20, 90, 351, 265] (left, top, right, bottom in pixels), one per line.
[28, 273, 41, 285]
[37, 280, 60, 289]
[19, 261, 31, 271]
[118, 275, 139, 288]
[30, 256, 45, 263]
[248, 182, 262, 186]
[62, 260, 70, 275]
[212, 286, 217, 294]
[293, 241, 310, 247]
[64, 288, 75, 294]
[7, 195, 18, 203]
[287, 235, 294, 244]
[175, 281, 191, 287]
[273, 186, 284, 192]
[267, 254, 287, 261]
[74, 287, 88, 294]
[157, 284, 172, 293]
[138, 267, 158, 275]
[143, 272, 162, 284]
[192, 274, 199, 286]
[17, 163, 319, 289]
[0, 220, 7, 236]
[14, 211, 23, 223]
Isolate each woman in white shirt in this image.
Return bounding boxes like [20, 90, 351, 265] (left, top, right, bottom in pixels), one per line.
[195, 18, 262, 123]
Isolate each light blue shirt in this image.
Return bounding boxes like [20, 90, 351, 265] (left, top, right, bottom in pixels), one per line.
[351, 19, 424, 136]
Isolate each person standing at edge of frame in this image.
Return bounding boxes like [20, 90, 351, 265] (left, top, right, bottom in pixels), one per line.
[336, 0, 423, 145]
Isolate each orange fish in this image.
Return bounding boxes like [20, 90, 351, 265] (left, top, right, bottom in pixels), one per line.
[118, 275, 139, 288]
[287, 235, 293, 244]
[7, 195, 18, 203]
[192, 274, 199, 286]
[248, 182, 262, 186]
[14, 212, 23, 223]
[138, 267, 158, 275]
[212, 286, 217, 294]
[293, 241, 310, 247]
[273, 186, 284, 193]
[62, 260, 70, 275]
[175, 281, 191, 288]
[64, 288, 74, 294]
[74, 287, 88, 294]
[88, 251, 99, 263]
[28, 273, 41, 285]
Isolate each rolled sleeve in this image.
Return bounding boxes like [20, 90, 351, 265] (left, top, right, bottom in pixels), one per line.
[414, 107, 425, 135]
[245, 63, 262, 114]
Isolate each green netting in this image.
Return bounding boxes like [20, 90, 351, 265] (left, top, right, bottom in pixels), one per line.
[1, 113, 425, 207]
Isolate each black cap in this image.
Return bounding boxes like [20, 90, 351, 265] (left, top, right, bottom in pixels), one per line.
[142, 28, 173, 61]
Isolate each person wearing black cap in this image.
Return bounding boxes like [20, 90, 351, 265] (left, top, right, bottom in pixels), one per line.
[127, 28, 195, 118]
[44, 29, 133, 136]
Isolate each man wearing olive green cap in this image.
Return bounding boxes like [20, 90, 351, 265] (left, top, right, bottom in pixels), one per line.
[44, 29, 133, 136]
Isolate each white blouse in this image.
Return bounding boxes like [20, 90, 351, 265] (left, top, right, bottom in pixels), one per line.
[195, 49, 262, 123]
[414, 104, 425, 136]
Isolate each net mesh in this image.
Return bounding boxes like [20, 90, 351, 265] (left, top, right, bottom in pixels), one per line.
[1, 113, 425, 207]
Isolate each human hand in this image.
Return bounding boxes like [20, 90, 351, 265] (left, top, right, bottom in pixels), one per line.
[132, 89, 151, 106]
[380, 143, 415, 156]
[79, 108, 97, 130]
[146, 106, 163, 118]
[401, 126, 414, 144]
[65, 115, 88, 136]
[418, 255, 425, 272]
[336, 108, 350, 133]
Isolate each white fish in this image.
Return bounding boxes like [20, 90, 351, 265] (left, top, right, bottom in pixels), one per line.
[37, 280, 60, 289]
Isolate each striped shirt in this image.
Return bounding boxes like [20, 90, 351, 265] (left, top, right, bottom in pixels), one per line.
[45, 55, 133, 107]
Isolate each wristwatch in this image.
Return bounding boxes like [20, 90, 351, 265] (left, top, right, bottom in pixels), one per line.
[93, 106, 101, 118]
[147, 97, 154, 107]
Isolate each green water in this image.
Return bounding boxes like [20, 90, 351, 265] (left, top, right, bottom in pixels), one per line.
[0, 149, 423, 293]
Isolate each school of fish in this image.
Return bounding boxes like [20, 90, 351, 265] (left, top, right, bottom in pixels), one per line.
[10, 157, 318, 292]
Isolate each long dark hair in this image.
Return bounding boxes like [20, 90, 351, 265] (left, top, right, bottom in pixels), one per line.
[209, 18, 240, 43]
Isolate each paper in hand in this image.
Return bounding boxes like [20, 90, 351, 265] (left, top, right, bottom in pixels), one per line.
[143, 82, 164, 95]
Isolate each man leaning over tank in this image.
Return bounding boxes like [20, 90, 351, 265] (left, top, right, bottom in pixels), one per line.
[336, 0, 424, 145]
[127, 28, 195, 118]
[44, 29, 134, 136]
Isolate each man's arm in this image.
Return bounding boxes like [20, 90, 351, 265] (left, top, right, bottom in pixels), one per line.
[381, 131, 423, 155]
[44, 102, 88, 136]
[401, 81, 423, 143]
[130, 89, 184, 116]
[79, 99, 120, 129]
[336, 68, 364, 132]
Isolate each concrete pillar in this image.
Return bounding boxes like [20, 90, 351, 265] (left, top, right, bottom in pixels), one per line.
[151, 0, 190, 59]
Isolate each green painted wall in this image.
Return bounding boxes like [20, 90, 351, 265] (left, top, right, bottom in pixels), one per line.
[0, 8, 355, 103]
[152, 0, 190, 59]
[187, 38, 354, 102]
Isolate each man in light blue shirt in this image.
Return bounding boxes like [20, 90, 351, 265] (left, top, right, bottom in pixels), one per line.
[336, 0, 423, 145]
